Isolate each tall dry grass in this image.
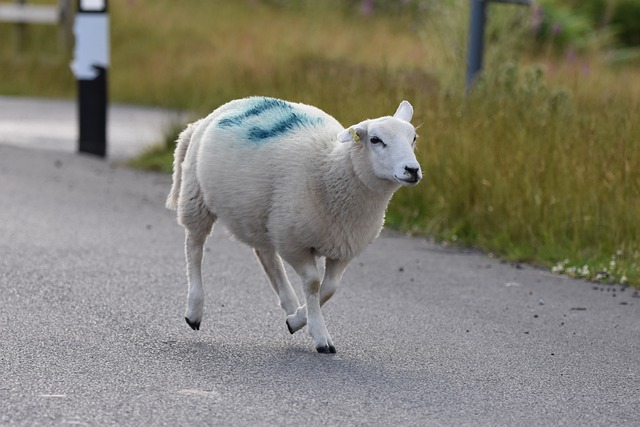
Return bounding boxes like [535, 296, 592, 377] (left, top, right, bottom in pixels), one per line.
[106, 0, 434, 113]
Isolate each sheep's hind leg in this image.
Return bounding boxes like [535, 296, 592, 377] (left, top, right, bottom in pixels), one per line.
[286, 258, 349, 335]
[254, 248, 300, 317]
[184, 230, 207, 330]
[181, 211, 215, 331]
[286, 253, 335, 354]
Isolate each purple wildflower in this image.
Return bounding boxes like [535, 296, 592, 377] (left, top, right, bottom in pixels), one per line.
[360, 0, 374, 16]
[531, 6, 543, 33]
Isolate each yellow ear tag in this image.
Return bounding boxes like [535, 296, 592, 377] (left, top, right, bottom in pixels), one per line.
[349, 128, 360, 143]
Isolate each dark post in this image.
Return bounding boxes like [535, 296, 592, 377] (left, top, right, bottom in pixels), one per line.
[13, 0, 26, 54]
[466, 0, 487, 95]
[71, 0, 109, 157]
[465, 0, 532, 95]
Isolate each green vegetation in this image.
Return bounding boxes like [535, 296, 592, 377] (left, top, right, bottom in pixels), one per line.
[1, 0, 638, 286]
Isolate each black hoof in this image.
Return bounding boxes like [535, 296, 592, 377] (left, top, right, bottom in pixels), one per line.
[286, 320, 294, 335]
[185, 317, 200, 331]
[316, 344, 337, 354]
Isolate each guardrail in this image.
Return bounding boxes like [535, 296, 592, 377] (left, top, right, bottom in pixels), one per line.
[0, 0, 72, 50]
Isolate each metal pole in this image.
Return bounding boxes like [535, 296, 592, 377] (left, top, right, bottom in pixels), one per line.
[465, 0, 486, 95]
[465, 0, 532, 94]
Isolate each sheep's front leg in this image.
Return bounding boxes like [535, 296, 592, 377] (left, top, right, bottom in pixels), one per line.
[286, 258, 349, 335]
[287, 254, 335, 354]
[320, 258, 349, 306]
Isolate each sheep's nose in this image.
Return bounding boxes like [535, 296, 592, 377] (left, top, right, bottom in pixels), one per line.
[404, 166, 421, 182]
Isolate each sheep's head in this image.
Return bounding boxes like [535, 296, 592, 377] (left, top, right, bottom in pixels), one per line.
[338, 101, 422, 188]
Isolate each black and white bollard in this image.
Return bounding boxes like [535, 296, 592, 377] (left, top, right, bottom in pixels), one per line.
[70, 0, 109, 157]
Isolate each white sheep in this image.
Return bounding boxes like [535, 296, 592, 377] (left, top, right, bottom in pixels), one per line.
[167, 96, 422, 353]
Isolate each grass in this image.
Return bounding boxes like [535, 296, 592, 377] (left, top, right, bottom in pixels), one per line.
[389, 63, 640, 286]
[1, 0, 638, 286]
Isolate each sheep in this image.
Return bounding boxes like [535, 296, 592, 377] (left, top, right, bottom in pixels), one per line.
[166, 96, 422, 353]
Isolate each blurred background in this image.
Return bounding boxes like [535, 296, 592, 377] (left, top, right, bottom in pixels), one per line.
[1, 0, 638, 285]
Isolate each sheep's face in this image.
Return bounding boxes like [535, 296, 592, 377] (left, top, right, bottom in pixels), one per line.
[338, 101, 422, 187]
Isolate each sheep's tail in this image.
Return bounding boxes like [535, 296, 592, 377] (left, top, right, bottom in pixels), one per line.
[166, 122, 197, 210]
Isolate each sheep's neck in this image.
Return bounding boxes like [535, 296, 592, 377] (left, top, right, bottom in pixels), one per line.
[315, 143, 397, 236]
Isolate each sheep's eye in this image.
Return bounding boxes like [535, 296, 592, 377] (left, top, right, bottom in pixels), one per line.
[370, 136, 384, 145]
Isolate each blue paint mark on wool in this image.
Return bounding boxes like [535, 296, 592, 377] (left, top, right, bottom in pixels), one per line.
[247, 113, 324, 141]
[217, 97, 324, 143]
[217, 98, 291, 129]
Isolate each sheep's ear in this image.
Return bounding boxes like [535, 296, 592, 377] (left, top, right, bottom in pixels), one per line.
[337, 125, 366, 144]
[394, 100, 413, 122]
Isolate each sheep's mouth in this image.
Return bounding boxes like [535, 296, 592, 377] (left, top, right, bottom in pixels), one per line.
[395, 176, 421, 186]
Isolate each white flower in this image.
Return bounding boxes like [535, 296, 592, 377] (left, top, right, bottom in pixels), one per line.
[552, 259, 569, 273]
[578, 265, 590, 277]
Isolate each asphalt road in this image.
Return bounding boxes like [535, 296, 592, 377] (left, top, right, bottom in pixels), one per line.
[1, 143, 639, 425]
